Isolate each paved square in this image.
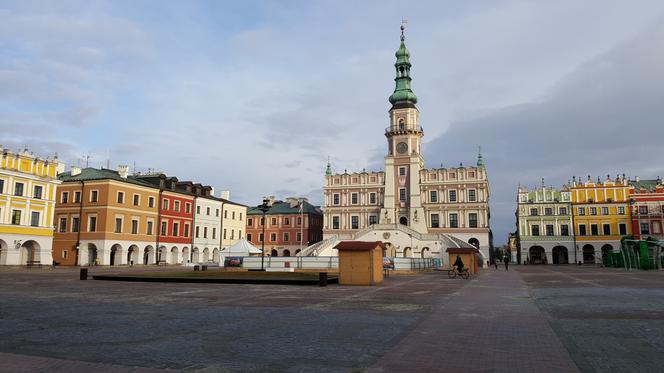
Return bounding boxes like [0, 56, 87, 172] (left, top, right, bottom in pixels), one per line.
[0, 266, 662, 372]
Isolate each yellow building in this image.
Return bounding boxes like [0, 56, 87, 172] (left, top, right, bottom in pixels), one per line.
[570, 175, 632, 264]
[0, 147, 64, 265]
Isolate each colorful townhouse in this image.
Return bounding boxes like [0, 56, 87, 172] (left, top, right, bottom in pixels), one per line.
[177, 182, 247, 264]
[246, 197, 323, 257]
[53, 166, 161, 265]
[516, 184, 574, 264]
[570, 175, 632, 264]
[135, 174, 195, 264]
[628, 177, 664, 241]
[0, 147, 64, 266]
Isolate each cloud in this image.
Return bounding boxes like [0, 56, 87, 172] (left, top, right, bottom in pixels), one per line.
[425, 19, 664, 244]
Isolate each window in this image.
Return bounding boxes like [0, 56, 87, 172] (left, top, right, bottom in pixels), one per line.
[161, 221, 167, 236]
[258, 233, 263, 242]
[74, 191, 81, 203]
[247, 218, 253, 227]
[469, 213, 478, 228]
[174, 201, 180, 212]
[351, 193, 358, 205]
[239, 213, 242, 220]
[270, 233, 277, 242]
[184, 224, 190, 238]
[468, 189, 476, 202]
[62, 191, 69, 203]
[30, 212, 40, 226]
[147, 221, 153, 235]
[284, 217, 290, 226]
[173, 222, 179, 236]
[544, 208, 553, 216]
[72, 217, 80, 233]
[639, 206, 648, 214]
[430, 190, 438, 203]
[284, 232, 290, 242]
[399, 167, 406, 176]
[603, 223, 611, 235]
[333, 194, 340, 205]
[0, 179, 3, 193]
[62, 250, 68, 259]
[531, 225, 540, 236]
[369, 215, 377, 225]
[297, 217, 302, 225]
[89, 216, 97, 232]
[247, 233, 252, 242]
[115, 218, 123, 233]
[561, 224, 569, 236]
[216, 208, 220, 217]
[546, 224, 554, 236]
[559, 207, 568, 215]
[131, 219, 138, 234]
[618, 206, 625, 215]
[640, 223, 650, 235]
[530, 208, 538, 216]
[351, 216, 359, 229]
[212, 227, 216, 239]
[332, 216, 340, 229]
[399, 188, 406, 202]
[90, 190, 98, 202]
[590, 224, 598, 236]
[133, 194, 140, 206]
[14, 182, 24, 196]
[369, 192, 377, 204]
[232, 211, 236, 219]
[590, 207, 597, 216]
[578, 224, 586, 236]
[224, 210, 228, 218]
[162, 199, 169, 210]
[117, 191, 124, 204]
[271, 217, 277, 226]
[578, 207, 585, 216]
[296, 232, 302, 242]
[431, 214, 440, 228]
[58, 217, 67, 232]
[619, 223, 627, 235]
[203, 226, 208, 238]
[185, 203, 191, 213]
[148, 197, 155, 208]
[223, 229, 227, 239]
[449, 213, 458, 228]
[449, 190, 457, 202]
[601, 207, 609, 215]
[196, 206, 201, 214]
[206, 207, 211, 215]
[33, 185, 43, 199]
[11, 210, 21, 225]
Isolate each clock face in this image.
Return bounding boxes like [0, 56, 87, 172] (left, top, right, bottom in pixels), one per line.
[396, 142, 408, 154]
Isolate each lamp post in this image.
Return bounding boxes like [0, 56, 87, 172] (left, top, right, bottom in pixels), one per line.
[258, 197, 272, 271]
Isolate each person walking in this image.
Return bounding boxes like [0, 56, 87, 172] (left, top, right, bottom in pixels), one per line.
[493, 259, 498, 270]
[504, 255, 509, 271]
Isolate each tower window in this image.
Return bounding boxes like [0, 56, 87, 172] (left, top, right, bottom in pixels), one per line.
[399, 167, 406, 176]
[399, 188, 406, 202]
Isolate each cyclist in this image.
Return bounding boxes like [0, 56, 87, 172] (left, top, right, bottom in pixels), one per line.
[453, 255, 465, 274]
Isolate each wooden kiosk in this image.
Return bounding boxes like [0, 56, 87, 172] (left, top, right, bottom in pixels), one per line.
[446, 247, 480, 274]
[335, 241, 385, 285]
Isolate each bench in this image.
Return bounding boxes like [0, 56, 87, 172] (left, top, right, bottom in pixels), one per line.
[26, 260, 42, 269]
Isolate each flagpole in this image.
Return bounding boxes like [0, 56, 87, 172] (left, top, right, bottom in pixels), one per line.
[300, 198, 304, 253]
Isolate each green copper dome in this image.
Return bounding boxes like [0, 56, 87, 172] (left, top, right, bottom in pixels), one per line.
[389, 32, 418, 107]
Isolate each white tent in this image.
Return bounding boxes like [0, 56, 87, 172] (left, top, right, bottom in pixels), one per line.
[221, 239, 262, 257]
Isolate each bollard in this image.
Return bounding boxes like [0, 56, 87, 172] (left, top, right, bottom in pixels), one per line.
[194, 265, 200, 271]
[80, 268, 88, 280]
[319, 272, 328, 287]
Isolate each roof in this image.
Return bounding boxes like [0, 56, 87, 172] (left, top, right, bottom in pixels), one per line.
[59, 168, 157, 188]
[334, 241, 384, 251]
[247, 200, 322, 216]
[629, 179, 663, 193]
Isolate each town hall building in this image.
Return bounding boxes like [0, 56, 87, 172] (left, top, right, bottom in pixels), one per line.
[300, 26, 493, 265]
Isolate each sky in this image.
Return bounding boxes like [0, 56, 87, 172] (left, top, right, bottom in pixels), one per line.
[2, 0, 664, 244]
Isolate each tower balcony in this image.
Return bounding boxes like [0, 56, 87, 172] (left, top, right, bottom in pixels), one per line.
[385, 125, 424, 136]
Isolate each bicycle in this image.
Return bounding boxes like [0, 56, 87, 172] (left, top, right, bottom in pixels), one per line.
[447, 267, 470, 279]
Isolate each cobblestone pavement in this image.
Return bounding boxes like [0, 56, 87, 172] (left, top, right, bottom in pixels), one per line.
[0, 265, 662, 372]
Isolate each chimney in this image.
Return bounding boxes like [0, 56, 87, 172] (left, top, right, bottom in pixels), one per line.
[71, 166, 82, 176]
[117, 165, 129, 179]
[220, 190, 230, 200]
[209, 186, 215, 196]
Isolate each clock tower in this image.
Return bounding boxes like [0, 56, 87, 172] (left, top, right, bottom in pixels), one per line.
[380, 25, 427, 233]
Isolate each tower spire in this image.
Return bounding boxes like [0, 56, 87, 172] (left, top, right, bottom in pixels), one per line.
[325, 156, 333, 176]
[389, 23, 417, 109]
[476, 146, 484, 168]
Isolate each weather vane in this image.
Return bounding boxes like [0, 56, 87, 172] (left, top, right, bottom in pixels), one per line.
[401, 18, 408, 40]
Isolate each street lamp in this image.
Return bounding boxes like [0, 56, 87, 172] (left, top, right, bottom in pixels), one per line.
[258, 197, 272, 271]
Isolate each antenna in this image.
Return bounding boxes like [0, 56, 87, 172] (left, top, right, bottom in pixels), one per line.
[84, 154, 92, 168]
